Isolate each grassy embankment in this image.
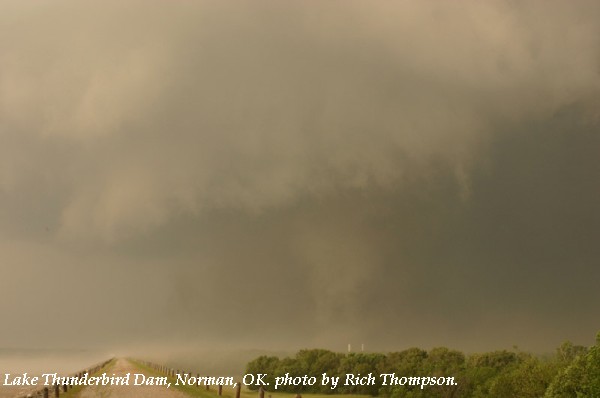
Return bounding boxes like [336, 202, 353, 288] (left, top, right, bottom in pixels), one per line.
[128, 359, 372, 398]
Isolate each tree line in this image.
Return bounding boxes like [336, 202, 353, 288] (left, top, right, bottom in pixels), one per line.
[245, 331, 600, 397]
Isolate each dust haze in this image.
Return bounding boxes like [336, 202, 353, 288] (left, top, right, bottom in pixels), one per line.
[1, 1, 599, 357]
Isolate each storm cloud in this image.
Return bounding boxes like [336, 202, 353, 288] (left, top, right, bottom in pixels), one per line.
[1, 1, 599, 353]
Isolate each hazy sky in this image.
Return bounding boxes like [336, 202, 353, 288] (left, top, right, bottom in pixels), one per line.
[1, 1, 599, 354]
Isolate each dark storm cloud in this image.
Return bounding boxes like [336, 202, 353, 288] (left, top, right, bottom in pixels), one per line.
[0, 1, 599, 352]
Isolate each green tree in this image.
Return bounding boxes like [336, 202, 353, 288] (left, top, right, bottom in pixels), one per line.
[546, 332, 600, 398]
[378, 348, 428, 398]
[425, 347, 466, 398]
[483, 354, 556, 398]
[337, 353, 385, 395]
[245, 355, 280, 391]
[466, 350, 519, 398]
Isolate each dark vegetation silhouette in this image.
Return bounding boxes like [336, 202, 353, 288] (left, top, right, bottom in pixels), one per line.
[246, 332, 600, 397]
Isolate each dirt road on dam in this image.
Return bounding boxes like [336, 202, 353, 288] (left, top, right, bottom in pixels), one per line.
[76, 358, 190, 398]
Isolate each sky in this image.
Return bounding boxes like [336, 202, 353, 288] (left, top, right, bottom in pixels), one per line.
[1, 1, 599, 354]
